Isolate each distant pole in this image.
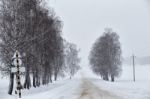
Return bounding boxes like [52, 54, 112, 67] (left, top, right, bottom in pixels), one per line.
[132, 54, 135, 82]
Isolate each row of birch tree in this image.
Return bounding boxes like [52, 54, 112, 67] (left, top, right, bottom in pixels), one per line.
[0, 0, 80, 95]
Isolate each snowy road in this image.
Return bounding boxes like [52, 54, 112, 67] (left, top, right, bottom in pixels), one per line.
[1, 66, 150, 99]
[48, 76, 122, 99]
[21, 75, 122, 99]
[77, 77, 121, 99]
[1, 75, 122, 99]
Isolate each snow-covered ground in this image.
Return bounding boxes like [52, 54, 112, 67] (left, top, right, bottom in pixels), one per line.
[1, 65, 150, 99]
[82, 65, 150, 99]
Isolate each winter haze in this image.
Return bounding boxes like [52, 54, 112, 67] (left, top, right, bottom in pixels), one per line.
[48, 0, 150, 66]
[1, 0, 150, 99]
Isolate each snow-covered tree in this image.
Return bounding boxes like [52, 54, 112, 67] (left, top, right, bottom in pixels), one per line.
[89, 28, 122, 82]
[64, 41, 80, 79]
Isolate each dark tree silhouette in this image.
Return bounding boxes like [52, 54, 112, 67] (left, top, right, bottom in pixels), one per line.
[89, 28, 122, 82]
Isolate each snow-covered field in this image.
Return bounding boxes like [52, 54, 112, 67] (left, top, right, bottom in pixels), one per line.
[1, 65, 150, 99]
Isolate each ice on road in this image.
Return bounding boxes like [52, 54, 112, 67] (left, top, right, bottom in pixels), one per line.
[77, 78, 121, 99]
[49, 76, 122, 99]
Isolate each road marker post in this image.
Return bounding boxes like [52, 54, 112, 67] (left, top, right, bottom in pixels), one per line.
[11, 50, 25, 98]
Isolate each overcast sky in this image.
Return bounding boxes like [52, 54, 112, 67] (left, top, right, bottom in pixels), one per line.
[48, 0, 150, 66]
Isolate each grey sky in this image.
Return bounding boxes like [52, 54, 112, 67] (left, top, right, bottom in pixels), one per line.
[48, 0, 150, 66]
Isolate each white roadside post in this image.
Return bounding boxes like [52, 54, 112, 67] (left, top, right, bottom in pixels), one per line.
[11, 50, 25, 98]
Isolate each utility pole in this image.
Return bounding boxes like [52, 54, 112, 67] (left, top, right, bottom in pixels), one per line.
[132, 54, 135, 82]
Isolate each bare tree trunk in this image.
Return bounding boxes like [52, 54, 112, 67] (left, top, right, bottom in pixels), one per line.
[24, 56, 31, 89]
[103, 73, 109, 81]
[33, 72, 36, 87]
[24, 71, 31, 89]
[50, 73, 52, 83]
[36, 72, 40, 87]
[42, 70, 46, 85]
[111, 75, 115, 82]
[8, 73, 14, 95]
[54, 72, 58, 81]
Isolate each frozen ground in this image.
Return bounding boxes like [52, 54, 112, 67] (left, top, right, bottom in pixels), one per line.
[77, 77, 121, 99]
[0, 65, 150, 99]
[81, 65, 150, 99]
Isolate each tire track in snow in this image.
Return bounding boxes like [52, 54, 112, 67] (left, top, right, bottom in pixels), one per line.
[78, 78, 122, 99]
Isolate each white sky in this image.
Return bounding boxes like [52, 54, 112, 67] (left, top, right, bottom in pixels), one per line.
[48, 0, 150, 66]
